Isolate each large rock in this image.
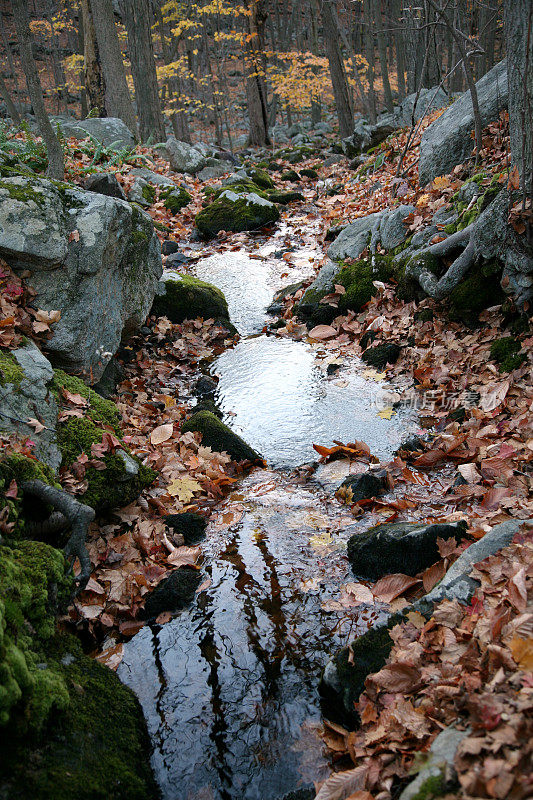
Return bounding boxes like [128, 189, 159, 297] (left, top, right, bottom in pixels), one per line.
[397, 86, 449, 126]
[399, 727, 468, 800]
[181, 410, 263, 463]
[419, 59, 508, 186]
[327, 205, 414, 261]
[52, 116, 136, 149]
[0, 340, 61, 469]
[195, 189, 279, 239]
[347, 520, 467, 579]
[84, 172, 126, 200]
[0, 176, 162, 382]
[153, 272, 230, 323]
[158, 137, 207, 174]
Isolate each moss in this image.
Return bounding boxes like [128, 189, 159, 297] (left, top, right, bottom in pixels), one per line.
[280, 169, 301, 181]
[361, 343, 401, 369]
[267, 190, 304, 204]
[0, 633, 158, 800]
[0, 454, 60, 541]
[131, 229, 148, 245]
[212, 180, 267, 200]
[0, 351, 24, 387]
[300, 168, 319, 179]
[181, 410, 262, 463]
[140, 183, 156, 204]
[160, 185, 191, 213]
[336, 255, 399, 314]
[195, 192, 279, 239]
[408, 772, 447, 800]
[0, 178, 47, 206]
[248, 168, 274, 189]
[56, 416, 156, 512]
[490, 336, 526, 372]
[152, 274, 229, 323]
[0, 541, 72, 730]
[449, 259, 506, 323]
[52, 370, 121, 434]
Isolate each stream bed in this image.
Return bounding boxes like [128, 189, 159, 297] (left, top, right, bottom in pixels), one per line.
[119, 218, 416, 799]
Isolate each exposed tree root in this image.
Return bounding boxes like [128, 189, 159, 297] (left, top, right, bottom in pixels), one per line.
[405, 225, 476, 300]
[22, 480, 95, 591]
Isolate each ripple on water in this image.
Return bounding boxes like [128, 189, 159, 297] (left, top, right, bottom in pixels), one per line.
[211, 335, 414, 467]
[119, 472, 382, 800]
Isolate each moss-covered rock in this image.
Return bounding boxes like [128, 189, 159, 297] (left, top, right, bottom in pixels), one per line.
[0, 540, 72, 729]
[280, 170, 301, 182]
[56, 416, 156, 512]
[0, 633, 158, 800]
[319, 613, 403, 725]
[0, 454, 59, 540]
[300, 168, 319, 179]
[267, 190, 304, 205]
[490, 336, 526, 372]
[195, 190, 279, 239]
[0, 351, 24, 387]
[52, 370, 121, 433]
[361, 343, 401, 369]
[140, 566, 203, 620]
[448, 259, 506, 323]
[160, 184, 192, 213]
[347, 520, 468, 579]
[247, 168, 274, 189]
[181, 411, 262, 463]
[152, 274, 230, 325]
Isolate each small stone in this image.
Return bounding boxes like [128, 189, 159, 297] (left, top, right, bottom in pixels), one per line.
[84, 173, 126, 200]
[361, 343, 401, 369]
[194, 375, 218, 395]
[165, 251, 189, 268]
[338, 471, 388, 503]
[161, 240, 181, 255]
[140, 566, 203, 619]
[165, 512, 208, 545]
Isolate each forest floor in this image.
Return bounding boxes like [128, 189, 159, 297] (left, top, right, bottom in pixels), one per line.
[2, 114, 533, 799]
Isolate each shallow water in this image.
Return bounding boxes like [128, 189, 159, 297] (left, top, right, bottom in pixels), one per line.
[121, 218, 414, 799]
[211, 335, 411, 466]
[119, 473, 384, 800]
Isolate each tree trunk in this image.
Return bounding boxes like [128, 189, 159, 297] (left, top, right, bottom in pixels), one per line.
[0, 70, 22, 124]
[504, 0, 533, 207]
[154, 4, 190, 143]
[394, 0, 406, 102]
[245, 0, 270, 147]
[373, 0, 394, 112]
[89, 0, 137, 136]
[10, 0, 64, 179]
[81, 0, 105, 116]
[119, 0, 165, 143]
[363, 0, 377, 122]
[321, 0, 354, 136]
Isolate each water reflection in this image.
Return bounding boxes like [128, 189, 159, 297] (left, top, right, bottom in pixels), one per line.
[212, 336, 413, 467]
[119, 475, 378, 800]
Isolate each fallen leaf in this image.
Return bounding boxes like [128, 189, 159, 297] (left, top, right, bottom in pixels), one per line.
[309, 324, 338, 340]
[372, 574, 420, 604]
[150, 422, 174, 444]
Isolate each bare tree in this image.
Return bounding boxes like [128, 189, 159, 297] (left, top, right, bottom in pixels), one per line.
[81, 0, 105, 117]
[321, 0, 354, 137]
[245, 0, 270, 147]
[505, 0, 533, 208]
[89, 0, 137, 136]
[119, 0, 166, 143]
[0, 70, 21, 124]
[10, 0, 64, 179]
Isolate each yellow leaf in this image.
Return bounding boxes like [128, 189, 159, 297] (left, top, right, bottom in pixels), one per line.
[377, 406, 395, 419]
[309, 530, 333, 548]
[509, 636, 533, 670]
[362, 368, 386, 381]
[167, 476, 202, 502]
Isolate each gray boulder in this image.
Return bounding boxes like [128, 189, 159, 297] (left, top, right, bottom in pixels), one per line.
[197, 158, 232, 181]
[397, 86, 449, 126]
[53, 116, 135, 149]
[328, 205, 414, 260]
[0, 340, 61, 469]
[128, 177, 155, 206]
[84, 172, 126, 200]
[0, 176, 162, 382]
[129, 167, 174, 187]
[419, 59, 508, 186]
[399, 728, 468, 800]
[159, 137, 207, 174]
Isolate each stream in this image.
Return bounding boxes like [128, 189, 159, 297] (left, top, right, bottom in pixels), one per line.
[118, 215, 416, 799]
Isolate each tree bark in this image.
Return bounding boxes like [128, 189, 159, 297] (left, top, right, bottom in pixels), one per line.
[321, 0, 354, 136]
[119, 0, 165, 143]
[373, 0, 394, 112]
[504, 0, 533, 207]
[10, 0, 64, 179]
[245, 0, 270, 146]
[89, 0, 137, 137]
[81, 0, 105, 116]
[0, 70, 22, 124]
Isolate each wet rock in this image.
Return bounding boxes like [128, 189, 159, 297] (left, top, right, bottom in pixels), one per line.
[419, 59, 508, 186]
[153, 273, 230, 324]
[361, 343, 401, 368]
[181, 410, 262, 463]
[92, 357, 125, 399]
[84, 172, 126, 200]
[165, 512, 208, 545]
[165, 251, 189, 268]
[194, 374, 218, 395]
[278, 790, 315, 800]
[338, 470, 388, 503]
[195, 189, 279, 239]
[395, 436, 424, 454]
[347, 520, 468, 579]
[328, 205, 414, 260]
[359, 329, 377, 349]
[267, 281, 306, 314]
[296, 260, 340, 324]
[268, 190, 304, 205]
[0, 176, 162, 382]
[140, 566, 203, 619]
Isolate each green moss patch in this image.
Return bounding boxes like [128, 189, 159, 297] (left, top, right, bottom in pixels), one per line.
[0, 351, 24, 387]
[153, 274, 229, 324]
[267, 190, 304, 205]
[0, 454, 59, 540]
[490, 336, 526, 372]
[449, 259, 505, 323]
[195, 192, 279, 239]
[160, 185, 192, 213]
[52, 370, 121, 434]
[248, 168, 274, 189]
[181, 410, 262, 463]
